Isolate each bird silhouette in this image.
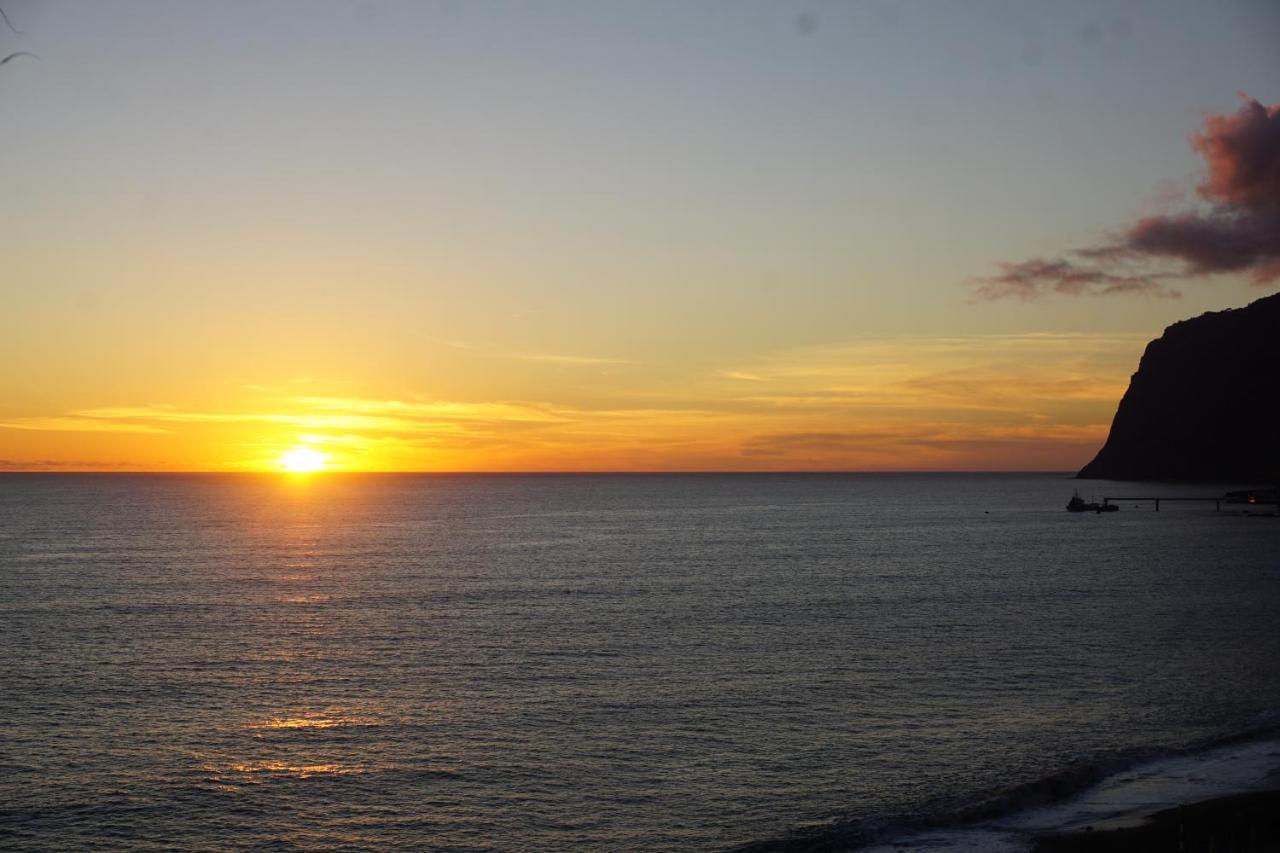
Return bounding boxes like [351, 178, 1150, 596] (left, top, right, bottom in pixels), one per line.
[0, 6, 21, 35]
[1, 51, 38, 66]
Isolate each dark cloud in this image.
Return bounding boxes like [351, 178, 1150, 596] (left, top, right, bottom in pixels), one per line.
[973, 258, 1176, 300]
[1123, 210, 1280, 282]
[976, 96, 1280, 299]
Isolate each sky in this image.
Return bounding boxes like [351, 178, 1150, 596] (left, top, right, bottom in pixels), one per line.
[1, 0, 1277, 472]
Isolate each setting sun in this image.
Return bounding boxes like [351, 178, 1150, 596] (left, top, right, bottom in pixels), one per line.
[278, 446, 327, 473]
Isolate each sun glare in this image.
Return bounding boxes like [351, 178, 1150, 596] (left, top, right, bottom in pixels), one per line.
[279, 446, 327, 473]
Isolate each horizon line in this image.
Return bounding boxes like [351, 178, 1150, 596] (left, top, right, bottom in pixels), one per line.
[0, 469, 1077, 475]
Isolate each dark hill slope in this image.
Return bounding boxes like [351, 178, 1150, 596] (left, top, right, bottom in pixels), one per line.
[1078, 292, 1280, 482]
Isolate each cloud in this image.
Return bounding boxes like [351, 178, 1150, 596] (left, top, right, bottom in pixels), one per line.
[1121, 209, 1280, 283]
[739, 424, 1106, 470]
[714, 333, 1141, 413]
[442, 342, 637, 367]
[976, 95, 1280, 299]
[973, 259, 1177, 300]
[1194, 96, 1280, 209]
[0, 416, 170, 434]
[716, 370, 769, 382]
[740, 431, 904, 457]
[510, 352, 637, 367]
[0, 458, 140, 470]
[290, 397, 571, 424]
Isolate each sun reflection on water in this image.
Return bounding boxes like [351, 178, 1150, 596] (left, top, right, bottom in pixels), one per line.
[207, 759, 365, 781]
[248, 714, 382, 731]
[276, 593, 332, 604]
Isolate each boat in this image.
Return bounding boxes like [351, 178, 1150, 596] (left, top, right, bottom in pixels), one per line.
[1067, 490, 1119, 513]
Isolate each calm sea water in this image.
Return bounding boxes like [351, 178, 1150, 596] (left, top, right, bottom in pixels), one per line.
[2, 473, 1279, 851]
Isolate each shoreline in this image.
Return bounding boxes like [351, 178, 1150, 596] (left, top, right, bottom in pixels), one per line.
[1032, 788, 1280, 852]
[767, 730, 1280, 853]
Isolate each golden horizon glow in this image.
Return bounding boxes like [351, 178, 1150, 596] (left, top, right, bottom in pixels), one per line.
[0, 333, 1148, 473]
[278, 446, 327, 473]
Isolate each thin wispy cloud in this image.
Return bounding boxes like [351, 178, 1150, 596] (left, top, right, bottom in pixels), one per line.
[430, 340, 637, 367]
[0, 458, 137, 470]
[0, 416, 170, 434]
[74, 407, 290, 425]
[716, 370, 770, 382]
[290, 397, 572, 424]
[973, 260, 1177, 301]
[738, 424, 1107, 470]
[702, 333, 1138, 467]
[1, 399, 575, 444]
[509, 352, 637, 367]
[713, 334, 1143, 409]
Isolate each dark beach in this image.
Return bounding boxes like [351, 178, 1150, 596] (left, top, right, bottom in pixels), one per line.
[1033, 788, 1280, 852]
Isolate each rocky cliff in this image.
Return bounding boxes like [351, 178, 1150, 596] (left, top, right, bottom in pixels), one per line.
[1078, 292, 1280, 482]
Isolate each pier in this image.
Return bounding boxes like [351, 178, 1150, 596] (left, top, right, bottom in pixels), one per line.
[1103, 496, 1222, 511]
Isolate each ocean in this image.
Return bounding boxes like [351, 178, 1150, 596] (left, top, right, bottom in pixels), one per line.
[2, 473, 1278, 851]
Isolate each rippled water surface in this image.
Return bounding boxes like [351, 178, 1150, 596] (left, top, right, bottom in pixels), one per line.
[2, 473, 1279, 850]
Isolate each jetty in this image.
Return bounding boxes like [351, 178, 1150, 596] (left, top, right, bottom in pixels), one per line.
[1103, 488, 1279, 512]
[1104, 496, 1224, 511]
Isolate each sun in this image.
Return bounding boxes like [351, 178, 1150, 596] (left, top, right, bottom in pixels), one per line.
[278, 446, 327, 473]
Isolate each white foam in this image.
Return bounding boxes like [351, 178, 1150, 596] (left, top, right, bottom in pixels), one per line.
[862, 736, 1280, 852]
[861, 828, 1029, 852]
[1001, 737, 1280, 833]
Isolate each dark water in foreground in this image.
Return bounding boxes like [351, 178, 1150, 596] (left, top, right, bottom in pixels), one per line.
[2, 473, 1279, 851]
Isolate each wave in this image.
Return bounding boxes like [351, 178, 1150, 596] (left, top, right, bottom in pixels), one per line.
[727, 715, 1280, 852]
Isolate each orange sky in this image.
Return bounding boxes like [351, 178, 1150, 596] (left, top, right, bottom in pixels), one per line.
[2, 4, 1275, 472]
[1, 333, 1143, 472]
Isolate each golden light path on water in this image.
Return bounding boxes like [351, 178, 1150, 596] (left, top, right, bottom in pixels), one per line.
[197, 755, 368, 786]
[198, 713, 391, 787]
[247, 715, 384, 731]
[202, 486, 387, 788]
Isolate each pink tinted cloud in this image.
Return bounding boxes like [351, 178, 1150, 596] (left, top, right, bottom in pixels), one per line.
[1192, 95, 1280, 210]
[976, 95, 1280, 299]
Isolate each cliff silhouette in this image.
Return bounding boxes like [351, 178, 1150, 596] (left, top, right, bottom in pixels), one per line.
[1078, 292, 1280, 482]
